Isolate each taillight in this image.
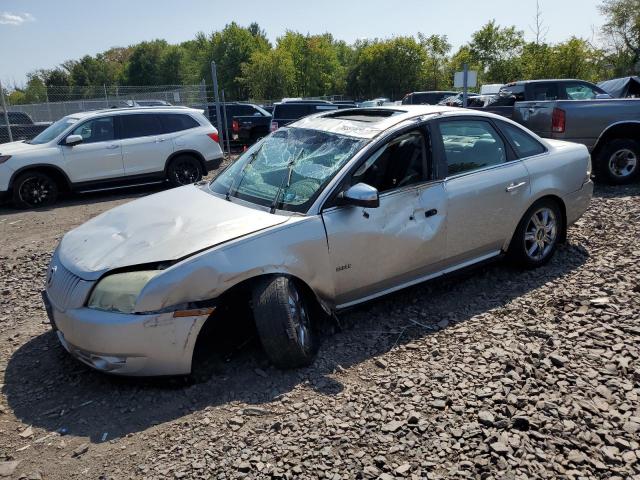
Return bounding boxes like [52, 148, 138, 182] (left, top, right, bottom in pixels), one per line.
[232, 119, 239, 134]
[207, 132, 220, 143]
[552, 108, 565, 133]
[270, 121, 278, 132]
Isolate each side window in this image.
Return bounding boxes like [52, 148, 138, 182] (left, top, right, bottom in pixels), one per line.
[70, 117, 115, 144]
[563, 82, 598, 100]
[499, 122, 546, 158]
[352, 130, 427, 192]
[532, 83, 559, 100]
[439, 120, 506, 176]
[120, 114, 163, 139]
[160, 114, 199, 133]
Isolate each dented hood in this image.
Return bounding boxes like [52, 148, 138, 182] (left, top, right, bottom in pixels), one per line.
[58, 185, 288, 280]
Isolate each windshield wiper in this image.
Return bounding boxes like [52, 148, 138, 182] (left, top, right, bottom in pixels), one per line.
[270, 148, 304, 214]
[225, 143, 264, 201]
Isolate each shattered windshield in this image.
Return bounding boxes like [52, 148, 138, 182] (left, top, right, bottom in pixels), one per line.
[209, 127, 367, 213]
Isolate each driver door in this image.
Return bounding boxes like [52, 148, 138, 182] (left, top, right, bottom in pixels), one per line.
[321, 128, 447, 307]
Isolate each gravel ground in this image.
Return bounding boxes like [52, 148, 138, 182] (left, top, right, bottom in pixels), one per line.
[0, 175, 638, 480]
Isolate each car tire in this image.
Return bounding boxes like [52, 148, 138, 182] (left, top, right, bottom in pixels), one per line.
[508, 199, 564, 269]
[12, 171, 59, 209]
[595, 139, 640, 185]
[251, 276, 318, 369]
[166, 155, 203, 187]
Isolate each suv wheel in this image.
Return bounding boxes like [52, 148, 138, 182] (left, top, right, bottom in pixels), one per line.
[252, 276, 318, 369]
[167, 155, 202, 187]
[12, 171, 59, 209]
[595, 139, 640, 185]
[508, 199, 563, 269]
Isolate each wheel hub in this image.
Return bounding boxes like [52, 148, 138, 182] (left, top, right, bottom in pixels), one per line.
[524, 207, 558, 261]
[609, 149, 637, 178]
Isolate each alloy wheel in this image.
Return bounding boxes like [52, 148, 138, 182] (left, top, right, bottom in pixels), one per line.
[171, 160, 200, 185]
[18, 176, 55, 207]
[608, 148, 638, 178]
[287, 284, 311, 352]
[524, 207, 558, 262]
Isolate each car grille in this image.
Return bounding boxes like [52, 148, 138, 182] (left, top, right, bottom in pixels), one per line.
[46, 255, 93, 311]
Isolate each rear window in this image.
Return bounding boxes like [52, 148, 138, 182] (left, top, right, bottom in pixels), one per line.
[273, 104, 312, 119]
[160, 114, 199, 133]
[498, 85, 526, 102]
[1, 112, 31, 125]
[532, 83, 559, 101]
[120, 114, 164, 139]
[500, 122, 546, 158]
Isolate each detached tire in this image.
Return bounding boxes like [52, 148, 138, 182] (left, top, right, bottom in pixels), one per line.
[12, 171, 59, 209]
[508, 199, 564, 269]
[594, 139, 640, 185]
[252, 276, 318, 369]
[167, 155, 203, 187]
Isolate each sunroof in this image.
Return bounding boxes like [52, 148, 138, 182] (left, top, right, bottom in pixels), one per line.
[324, 109, 406, 123]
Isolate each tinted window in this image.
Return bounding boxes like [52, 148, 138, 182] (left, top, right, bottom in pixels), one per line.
[439, 120, 507, 176]
[500, 123, 546, 158]
[498, 85, 525, 102]
[273, 104, 311, 120]
[3, 112, 31, 125]
[160, 114, 199, 133]
[352, 130, 426, 192]
[413, 93, 453, 105]
[532, 83, 559, 100]
[563, 82, 600, 100]
[70, 117, 115, 144]
[120, 114, 163, 139]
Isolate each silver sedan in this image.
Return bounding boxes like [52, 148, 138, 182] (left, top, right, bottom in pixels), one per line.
[43, 106, 593, 375]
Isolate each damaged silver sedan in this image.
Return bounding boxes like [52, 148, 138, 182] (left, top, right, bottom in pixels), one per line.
[43, 106, 593, 375]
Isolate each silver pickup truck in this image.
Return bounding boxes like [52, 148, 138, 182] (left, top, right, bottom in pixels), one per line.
[482, 80, 640, 184]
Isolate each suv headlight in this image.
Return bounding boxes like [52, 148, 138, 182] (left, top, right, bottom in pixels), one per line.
[87, 271, 160, 313]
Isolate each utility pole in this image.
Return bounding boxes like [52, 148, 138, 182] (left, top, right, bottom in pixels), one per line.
[0, 79, 13, 143]
[210, 61, 225, 153]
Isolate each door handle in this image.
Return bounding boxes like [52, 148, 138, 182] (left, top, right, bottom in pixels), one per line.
[424, 209, 438, 218]
[506, 181, 527, 192]
[105, 144, 119, 150]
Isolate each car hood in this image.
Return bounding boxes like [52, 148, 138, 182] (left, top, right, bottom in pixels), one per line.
[0, 140, 43, 154]
[58, 185, 289, 280]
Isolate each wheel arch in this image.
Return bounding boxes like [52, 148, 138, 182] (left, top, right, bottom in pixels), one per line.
[504, 193, 568, 251]
[164, 150, 207, 175]
[592, 121, 640, 158]
[9, 164, 72, 193]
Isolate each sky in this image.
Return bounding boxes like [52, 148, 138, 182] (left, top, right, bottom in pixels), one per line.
[0, 0, 605, 87]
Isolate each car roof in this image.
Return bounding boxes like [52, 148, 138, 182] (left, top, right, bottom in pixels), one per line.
[67, 106, 203, 119]
[290, 105, 525, 139]
[507, 79, 585, 86]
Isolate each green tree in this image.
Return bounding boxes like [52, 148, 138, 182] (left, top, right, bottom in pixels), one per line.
[241, 48, 295, 100]
[599, 0, 640, 74]
[419, 34, 452, 89]
[468, 21, 525, 83]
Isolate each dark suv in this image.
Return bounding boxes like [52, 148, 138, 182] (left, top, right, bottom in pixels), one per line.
[270, 101, 338, 132]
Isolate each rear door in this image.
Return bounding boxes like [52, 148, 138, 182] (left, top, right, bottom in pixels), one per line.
[61, 116, 124, 182]
[119, 114, 174, 176]
[434, 117, 531, 264]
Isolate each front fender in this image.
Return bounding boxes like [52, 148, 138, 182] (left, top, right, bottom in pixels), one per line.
[134, 215, 334, 312]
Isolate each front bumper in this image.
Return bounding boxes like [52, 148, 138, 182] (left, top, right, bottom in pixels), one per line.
[564, 179, 594, 226]
[44, 293, 210, 376]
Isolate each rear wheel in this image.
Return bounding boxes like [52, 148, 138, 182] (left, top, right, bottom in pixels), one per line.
[166, 155, 202, 187]
[251, 276, 318, 369]
[508, 199, 563, 268]
[595, 139, 640, 185]
[12, 171, 59, 209]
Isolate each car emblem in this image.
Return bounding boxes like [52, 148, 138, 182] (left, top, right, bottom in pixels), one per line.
[48, 265, 57, 286]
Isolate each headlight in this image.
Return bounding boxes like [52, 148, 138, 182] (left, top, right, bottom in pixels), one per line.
[87, 271, 160, 313]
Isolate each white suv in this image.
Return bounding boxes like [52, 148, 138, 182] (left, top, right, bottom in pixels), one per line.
[0, 107, 223, 208]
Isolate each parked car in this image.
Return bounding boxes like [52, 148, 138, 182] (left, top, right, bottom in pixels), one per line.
[0, 111, 51, 144]
[270, 100, 338, 131]
[42, 105, 592, 376]
[332, 101, 359, 109]
[205, 102, 270, 144]
[402, 91, 458, 105]
[0, 107, 223, 208]
[480, 84, 504, 96]
[438, 92, 482, 107]
[480, 80, 640, 184]
[359, 98, 390, 108]
[131, 100, 173, 107]
[231, 106, 273, 145]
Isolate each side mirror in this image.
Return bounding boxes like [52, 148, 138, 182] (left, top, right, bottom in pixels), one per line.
[338, 183, 380, 208]
[65, 134, 83, 146]
[595, 93, 612, 100]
